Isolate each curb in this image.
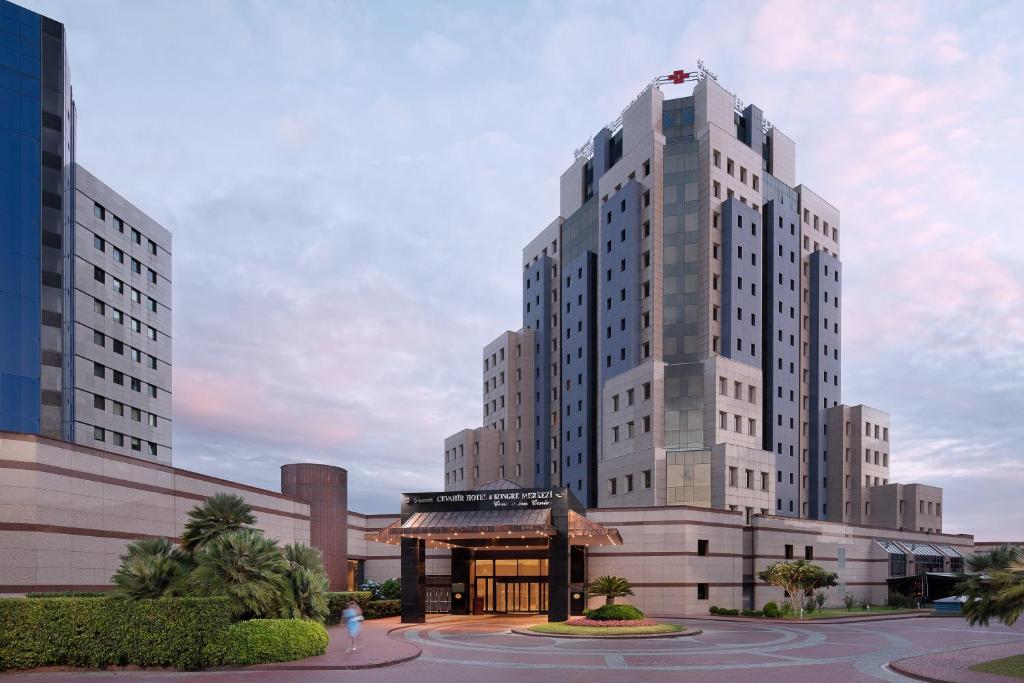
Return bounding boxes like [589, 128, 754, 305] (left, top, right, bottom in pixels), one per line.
[886, 660, 947, 683]
[512, 626, 702, 640]
[694, 611, 932, 625]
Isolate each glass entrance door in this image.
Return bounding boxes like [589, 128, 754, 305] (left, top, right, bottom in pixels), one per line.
[495, 579, 547, 612]
[473, 558, 548, 613]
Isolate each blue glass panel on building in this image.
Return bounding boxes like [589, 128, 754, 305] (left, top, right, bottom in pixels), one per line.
[524, 255, 552, 487]
[561, 251, 597, 507]
[599, 180, 641, 383]
[808, 249, 842, 519]
[721, 198, 762, 368]
[0, 0, 41, 433]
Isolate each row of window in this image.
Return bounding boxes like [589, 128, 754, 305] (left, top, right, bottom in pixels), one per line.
[91, 424, 159, 456]
[93, 329, 158, 369]
[93, 234, 159, 280]
[609, 415, 652, 443]
[802, 207, 839, 243]
[91, 296, 161, 342]
[727, 466, 770, 491]
[713, 150, 761, 191]
[92, 392, 159, 428]
[606, 469, 652, 496]
[93, 201, 161, 256]
[92, 361, 160, 399]
[719, 411, 757, 436]
[719, 377, 757, 403]
[482, 347, 506, 371]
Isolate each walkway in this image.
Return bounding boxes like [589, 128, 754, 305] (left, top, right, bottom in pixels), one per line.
[248, 616, 420, 670]
[891, 640, 1024, 682]
[3, 615, 1023, 682]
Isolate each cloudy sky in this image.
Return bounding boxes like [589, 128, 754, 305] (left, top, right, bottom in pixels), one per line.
[21, 0, 1024, 536]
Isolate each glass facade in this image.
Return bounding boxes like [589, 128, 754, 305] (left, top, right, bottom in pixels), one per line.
[661, 97, 703, 451]
[472, 558, 549, 613]
[0, 0, 42, 433]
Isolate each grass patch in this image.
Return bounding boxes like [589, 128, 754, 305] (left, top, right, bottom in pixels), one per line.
[972, 654, 1024, 678]
[781, 607, 926, 620]
[528, 622, 683, 636]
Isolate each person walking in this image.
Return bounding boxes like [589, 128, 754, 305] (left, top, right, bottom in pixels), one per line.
[342, 600, 364, 652]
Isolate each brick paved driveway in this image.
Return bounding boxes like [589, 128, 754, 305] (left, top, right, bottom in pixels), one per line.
[7, 615, 1024, 682]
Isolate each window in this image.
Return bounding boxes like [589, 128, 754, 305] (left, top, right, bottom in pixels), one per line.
[612, 426, 619, 442]
[93, 363, 105, 379]
[94, 235, 105, 252]
[113, 432, 124, 447]
[625, 474, 634, 492]
[149, 442, 158, 456]
[608, 478, 617, 496]
[643, 470, 651, 488]
[93, 394, 105, 410]
[93, 330, 105, 347]
[131, 258, 141, 274]
[131, 437, 141, 452]
[94, 203, 106, 220]
[131, 228, 141, 244]
[113, 216, 124, 233]
[148, 239, 157, 256]
[93, 426, 105, 441]
[94, 266, 105, 283]
[697, 583, 709, 600]
[642, 382, 651, 400]
[728, 466, 737, 487]
[131, 407, 141, 422]
[642, 415, 651, 433]
[805, 545, 814, 560]
[785, 544, 794, 559]
[697, 539, 709, 556]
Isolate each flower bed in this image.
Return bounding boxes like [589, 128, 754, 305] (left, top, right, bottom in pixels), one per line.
[566, 618, 659, 627]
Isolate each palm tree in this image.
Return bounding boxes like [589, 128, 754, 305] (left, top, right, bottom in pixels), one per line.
[191, 528, 287, 619]
[111, 537, 192, 599]
[279, 543, 329, 622]
[587, 575, 634, 605]
[960, 545, 1024, 626]
[181, 493, 257, 553]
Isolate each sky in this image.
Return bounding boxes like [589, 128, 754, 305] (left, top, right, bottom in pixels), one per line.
[18, 0, 1024, 537]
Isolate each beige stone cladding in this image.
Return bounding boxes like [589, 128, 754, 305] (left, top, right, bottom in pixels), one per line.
[0, 432, 309, 594]
[767, 127, 796, 187]
[598, 361, 665, 507]
[443, 427, 499, 491]
[704, 355, 763, 450]
[586, 505, 746, 616]
[712, 443, 774, 522]
[594, 85, 667, 370]
[974, 541, 1024, 555]
[866, 483, 942, 532]
[748, 514, 972, 609]
[73, 165, 172, 464]
[700, 99, 764, 360]
[826, 404, 890, 525]
[481, 328, 535, 486]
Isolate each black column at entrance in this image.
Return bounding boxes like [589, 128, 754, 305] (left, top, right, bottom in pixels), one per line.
[570, 545, 586, 615]
[400, 537, 425, 623]
[450, 547, 471, 615]
[547, 494, 570, 622]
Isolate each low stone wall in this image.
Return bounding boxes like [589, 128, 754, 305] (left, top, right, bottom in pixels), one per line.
[0, 432, 310, 594]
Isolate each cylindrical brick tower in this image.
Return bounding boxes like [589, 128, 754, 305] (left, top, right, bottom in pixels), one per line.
[281, 463, 349, 591]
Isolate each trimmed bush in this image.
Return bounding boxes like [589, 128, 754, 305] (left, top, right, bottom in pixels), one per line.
[715, 608, 740, 616]
[325, 591, 373, 626]
[366, 599, 401, 619]
[204, 619, 328, 666]
[586, 604, 644, 621]
[762, 601, 780, 618]
[25, 591, 110, 598]
[709, 605, 719, 615]
[0, 596, 232, 671]
[741, 609, 763, 617]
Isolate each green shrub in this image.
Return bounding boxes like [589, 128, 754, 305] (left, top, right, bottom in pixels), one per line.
[762, 601, 780, 618]
[843, 593, 856, 610]
[24, 592, 110, 599]
[741, 609, 763, 617]
[0, 596, 232, 671]
[586, 604, 644, 621]
[325, 591, 374, 626]
[366, 599, 401, 619]
[204, 619, 328, 666]
[715, 608, 740, 616]
[709, 605, 719, 614]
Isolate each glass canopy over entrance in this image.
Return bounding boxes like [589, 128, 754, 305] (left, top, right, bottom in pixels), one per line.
[365, 479, 622, 623]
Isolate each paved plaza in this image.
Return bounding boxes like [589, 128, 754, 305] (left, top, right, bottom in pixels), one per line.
[5, 615, 1024, 682]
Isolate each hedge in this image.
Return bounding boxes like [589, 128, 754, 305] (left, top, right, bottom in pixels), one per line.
[25, 591, 111, 599]
[325, 591, 373, 626]
[204, 619, 328, 666]
[0, 597, 232, 671]
[366, 599, 401, 619]
[584, 604, 644, 621]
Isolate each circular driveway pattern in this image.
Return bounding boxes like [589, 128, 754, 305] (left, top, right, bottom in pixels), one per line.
[399, 616, 1024, 682]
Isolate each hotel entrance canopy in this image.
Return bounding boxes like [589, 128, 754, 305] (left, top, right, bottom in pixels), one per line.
[369, 479, 621, 623]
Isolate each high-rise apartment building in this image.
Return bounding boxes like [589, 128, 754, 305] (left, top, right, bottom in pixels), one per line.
[0, 0, 172, 462]
[446, 68, 940, 529]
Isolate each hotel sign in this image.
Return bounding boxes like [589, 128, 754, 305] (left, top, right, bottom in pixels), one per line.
[402, 488, 565, 512]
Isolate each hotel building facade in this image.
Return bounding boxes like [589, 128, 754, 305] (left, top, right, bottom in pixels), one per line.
[0, 1, 1002, 620]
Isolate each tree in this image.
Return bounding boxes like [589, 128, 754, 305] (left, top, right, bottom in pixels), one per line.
[757, 560, 838, 617]
[279, 543, 329, 622]
[191, 528, 287, 619]
[111, 538, 192, 599]
[180, 492, 257, 553]
[587, 575, 634, 605]
[959, 545, 1024, 627]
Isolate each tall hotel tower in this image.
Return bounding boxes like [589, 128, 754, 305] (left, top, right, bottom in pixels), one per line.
[0, 0, 172, 462]
[446, 69, 941, 530]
